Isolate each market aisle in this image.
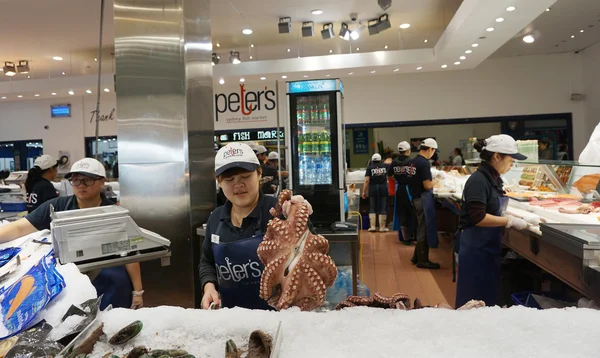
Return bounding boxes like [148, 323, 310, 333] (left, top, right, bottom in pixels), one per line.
[360, 231, 457, 308]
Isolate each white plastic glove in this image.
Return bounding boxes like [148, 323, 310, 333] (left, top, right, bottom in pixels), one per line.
[506, 215, 528, 230]
[521, 213, 541, 226]
[282, 195, 314, 217]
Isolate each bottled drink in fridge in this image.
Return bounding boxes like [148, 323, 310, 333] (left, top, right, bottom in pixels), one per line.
[320, 131, 331, 155]
[310, 97, 318, 124]
[320, 96, 330, 126]
[299, 154, 306, 184]
[298, 133, 304, 154]
[306, 155, 315, 184]
[296, 98, 304, 126]
[312, 132, 320, 155]
[302, 133, 311, 155]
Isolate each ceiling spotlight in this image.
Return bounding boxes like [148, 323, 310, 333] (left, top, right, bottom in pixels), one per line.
[278, 17, 292, 34]
[249, 56, 253, 59]
[302, 21, 315, 37]
[104, 88, 110, 92]
[486, 27, 495, 32]
[242, 28, 253, 35]
[94, 58, 98, 61]
[34, 94, 40, 97]
[339, 23, 350, 40]
[441, 64, 448, 68]
[27, 75, 30, 79]
[239, 78, 245, 83]
[1, 97, 5, 99]
[495, 17, 504, 23]
[376, 14, 391, 32]
[399, 23, 411, 29]
[303, 75, 308, 78]
[62, 71, 66, 75]
[465, 50, 472, 54]
[229, 51, 241, 64]
[384, 45, 388, 49]
[86, 89, 92, 94]
[454, 61, 461, 65]
[370, 70, 376, 74]
[68, 91, 74, 95]
[571, 35, 575, 39]
[51, 93, 57, 96]
[321, 23, 334, 39]
[216, 42, 221, 47]
[17, 95, 23, 98]
[348, 72, 353, 75]
[393, 68, 399, 72]
[326, 74, 330, 77]
[356, 47, 360, 51]
[580, 30, 584, 33]
[3, 62, 16, 76]
[260, 77, 266, 80]
[506, 6, 516, 11]
[17, 60, 30, 74]
[329, 50, 333, 53]
[350, 24, 366, 40]
[424, 39, 428, 43]
[212, 52, 220, 65]
[219, 78, 225, 84]
[416, 67, 423, 70]
[251, 44, 254, 47]
[460, 56, 466, 60]
[287, 48, 291, 52]
[523, 35, 535, 43]
[471, 43, 479, 47]
[53, 56, 63, 61]
[311, 9, 323, 15]
[281, 75, 288, 79]
[546, 8, 550, 11]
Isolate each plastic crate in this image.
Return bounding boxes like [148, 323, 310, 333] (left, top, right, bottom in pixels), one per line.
[0, 202, 27, 212]
[511, 291, 571, 309]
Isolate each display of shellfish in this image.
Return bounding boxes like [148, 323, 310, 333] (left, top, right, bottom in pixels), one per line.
[108, 320, 143, 345]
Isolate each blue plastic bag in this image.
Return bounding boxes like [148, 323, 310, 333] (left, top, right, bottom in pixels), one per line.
[344, 192, 349, 213]
[0, 247, 21, 268]
[0, 251, 65, 339]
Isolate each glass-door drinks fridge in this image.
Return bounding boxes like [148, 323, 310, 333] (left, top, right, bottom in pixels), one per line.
[285, 79, 345, 227]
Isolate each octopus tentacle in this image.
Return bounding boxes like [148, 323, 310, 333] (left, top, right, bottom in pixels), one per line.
[303, 252, 337, 287]
[259, 252, 292, 300]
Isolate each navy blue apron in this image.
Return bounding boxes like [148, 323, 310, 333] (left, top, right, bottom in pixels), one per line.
[212, 214, 273, 310]
[455, 195, 509, 308]
[92, 267, 133, 310]
[421, 189, 438, 248]
[393, 183, 400, 232]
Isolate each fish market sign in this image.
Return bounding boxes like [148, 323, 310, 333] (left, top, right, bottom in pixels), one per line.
[214, 83, 277, 130]
[219, 129, 284, 143]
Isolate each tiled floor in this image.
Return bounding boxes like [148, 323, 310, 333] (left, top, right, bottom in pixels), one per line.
[359, 231, 457, 308]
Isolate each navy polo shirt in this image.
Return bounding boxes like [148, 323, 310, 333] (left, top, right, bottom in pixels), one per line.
[26, 179, 59, 213]
[389, 155, 411, 185]
[26, 193, 114, 231]
[365, 162, 389, 185]
[408, 155, 433, 199]
[459, 162, 505, 228]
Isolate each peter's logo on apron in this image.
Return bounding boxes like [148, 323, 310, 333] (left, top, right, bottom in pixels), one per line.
[215, 257, 262, 283]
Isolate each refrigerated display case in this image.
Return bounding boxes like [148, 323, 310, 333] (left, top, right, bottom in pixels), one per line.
[286, 79, 345, 227]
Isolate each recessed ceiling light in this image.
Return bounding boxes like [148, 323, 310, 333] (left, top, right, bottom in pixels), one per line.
[441, 64, 448, 68]
[260, 77, 266, 80]
[506, 6, 516, 11]
[311, 9, 323, 15]
[465, 50, 473, 54]
[393, 68, 399, 72]
[580, 29, 584, 33]
[27, 75, 30, 79]
[370, 70, 376, 74]
[471, 43, 479, 47]
[17, 95, 23, 98]
[356, 47, 359, 51]
[424, 39, 428, 43]
[242, 29, 253, 35]
[219, 78, 225, 84]
[61, 72, 66, 75]
[417, 67, 423, 70]
[51, 93, 57, 96]
[571, 35, 575, 39]
[104, 88, 110, 92]
[523, 35, 535, 43]
[486, 27, 495, 32]
[329, 50, 333, 53]
[34, 94, 40, 97]
[216, 43, 221, 47]
[460, 56, 466, 60]
[495, 17, 504, 23]
[545, 8, 550, 11]
[251, 44, 254, 47]
[240, 78, 245, 82]
[94, 58, 98, 61]
[348, 72, 353, 75]
[384, 45, 388, 49]
[68, 91, 74, 95]
[250, 56, 253, 59]
[1, 97, 6, 99]
[281, 75, 288, 79]
[326, 74, 330, 77]
[399, 23, 411, 29]
[454, 61, 461, 65]
[86, 89, 92, 94]
[287, 48, 290, 52]
[303, 75, 308, 78]
[53, 56, 63, 61]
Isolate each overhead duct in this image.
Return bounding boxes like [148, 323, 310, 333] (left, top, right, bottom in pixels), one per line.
[278, 17, 292, 34]
[302, 21, 314, 37]
[321, 23, 334, 39]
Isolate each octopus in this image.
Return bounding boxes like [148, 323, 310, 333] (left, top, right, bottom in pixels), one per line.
[335, 293, 485, 311]
[558, 204, 600, 215]
[257, 190, 338, 311]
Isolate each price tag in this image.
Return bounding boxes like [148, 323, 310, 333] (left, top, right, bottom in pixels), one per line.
[211, 234, 220, 244]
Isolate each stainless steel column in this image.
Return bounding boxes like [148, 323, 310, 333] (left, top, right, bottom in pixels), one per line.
[114, 0, 214, 308]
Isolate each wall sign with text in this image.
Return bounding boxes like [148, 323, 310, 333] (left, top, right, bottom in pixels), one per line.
[353, 129, 369, 154]
[216, 129, 285, 143]
[214, 83, 278, 130]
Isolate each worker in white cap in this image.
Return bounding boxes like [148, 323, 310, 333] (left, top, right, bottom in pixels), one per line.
[362, 153, 390, 232]
[0, 158, 144, 310]
[389, 141, 415, 245]
[261, 152, 280, 194]
[407, 138, 441, 269]
[25, 154, 59, 213]
[256, 145, 268, 166]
